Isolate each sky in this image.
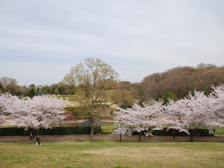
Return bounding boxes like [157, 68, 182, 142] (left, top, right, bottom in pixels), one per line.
[0, 0, 224, 86]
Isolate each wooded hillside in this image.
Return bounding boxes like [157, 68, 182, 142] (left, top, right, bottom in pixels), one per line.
[140, 63, 224, 100]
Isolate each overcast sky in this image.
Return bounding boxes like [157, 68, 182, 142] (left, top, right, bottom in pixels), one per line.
[0, 0, 224, 86]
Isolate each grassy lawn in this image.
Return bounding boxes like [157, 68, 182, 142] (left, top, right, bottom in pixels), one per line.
[0, 141, 223, 168]
[101, 124, 119, 130]
[214, 126, 224, 135]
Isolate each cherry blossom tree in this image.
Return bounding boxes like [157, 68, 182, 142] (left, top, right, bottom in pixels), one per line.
[0, 94, 6, 124]
[114, 99, 164, 141]
[0, 93, 12, 125]
[209, 84, 224, 127]
[21, 95, 68, 132]
[163, 90, 217, 142]
[0, 93, 25, 125]
[0, 93, 68, 134]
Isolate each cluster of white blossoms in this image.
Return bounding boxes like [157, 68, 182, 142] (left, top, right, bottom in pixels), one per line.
[114, 84, 224, 139]
[0, 94, 68, 130]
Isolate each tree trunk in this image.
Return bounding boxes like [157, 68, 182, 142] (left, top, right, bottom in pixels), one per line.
[90, 114, 94, 141]
[190, 129, 194, 142]
[139, 131, 142, 142]
[178, 90, 180, 99]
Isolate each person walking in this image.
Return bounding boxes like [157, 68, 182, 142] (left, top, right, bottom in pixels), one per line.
[36, 135, 41, 146]
[173, 131, 175, 139]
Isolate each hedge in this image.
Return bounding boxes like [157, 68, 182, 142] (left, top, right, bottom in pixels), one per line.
[132, 128, 215, 136]
[0, 126, 101, 136]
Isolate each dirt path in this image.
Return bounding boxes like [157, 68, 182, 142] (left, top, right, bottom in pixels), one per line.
[0, 134, 223, 142]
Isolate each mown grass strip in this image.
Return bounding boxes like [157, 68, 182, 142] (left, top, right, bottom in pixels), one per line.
[0, 141, 223, 168]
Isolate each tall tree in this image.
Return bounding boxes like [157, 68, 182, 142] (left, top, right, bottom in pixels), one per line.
[28, 88, 36, 98]
[58, 86, 65, 95]
[29, 84, 35, 89]
[0, 76, 16, 94]
[9, 79, 18, 95]
[63, 58, 119, 140]
[41, 86, 51, 94]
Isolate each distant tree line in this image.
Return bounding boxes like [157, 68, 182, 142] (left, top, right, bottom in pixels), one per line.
[1, 63, 224, 107]
[0, 77, 71, 98]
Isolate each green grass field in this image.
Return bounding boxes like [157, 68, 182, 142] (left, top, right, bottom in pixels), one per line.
[101, 124, 119, 130]
[0, 141, 223, 168]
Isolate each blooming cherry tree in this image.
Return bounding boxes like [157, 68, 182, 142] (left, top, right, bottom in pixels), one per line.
[26, 95, 68, 130]
[0, 93, 12, 125]
[0, 93, 28, 126]
[114, 99, 164, 141]
[209, 84, 224, 127]
[0, 93, 68, 133]
[163, 90, 216, 142]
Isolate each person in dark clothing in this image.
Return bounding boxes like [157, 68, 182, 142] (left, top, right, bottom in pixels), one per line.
[173, 131, 175, 139]
[36, 135, 41, 146]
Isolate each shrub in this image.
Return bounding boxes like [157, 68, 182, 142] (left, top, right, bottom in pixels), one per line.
[101, 129, 113, 134]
